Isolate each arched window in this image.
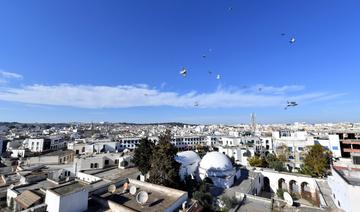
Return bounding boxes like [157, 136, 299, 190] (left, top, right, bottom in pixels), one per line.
[278, 178, 286, 190]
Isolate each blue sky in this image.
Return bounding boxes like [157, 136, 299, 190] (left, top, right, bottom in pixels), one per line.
[0, 0, 359, 124]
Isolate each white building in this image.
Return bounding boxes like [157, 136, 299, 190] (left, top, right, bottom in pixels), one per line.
[273, 131, 342, 167]
[199, 151, 237, 188]
[175, 151, 201, 181]
[218, 146, 253, 166]
[23, 137, 66, 153]
[314, 134, 341, 158]
[171, 136, 206, 150]
[328, 166, 360, 211]
[74, 153, 120, 171]
[45, 182, 88, 212]
[118, 154, 135, 169]
[220, 137, 242, 147]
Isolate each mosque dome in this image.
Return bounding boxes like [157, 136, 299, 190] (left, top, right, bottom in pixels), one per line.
[199, 151, 233, 171]
[175, 151, 201, 166]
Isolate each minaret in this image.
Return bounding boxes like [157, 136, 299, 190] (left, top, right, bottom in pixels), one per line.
[251, 112, 256, 135]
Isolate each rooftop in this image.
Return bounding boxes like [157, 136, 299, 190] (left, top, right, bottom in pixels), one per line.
[334, 167, 360, 186]
[15, 190, 41, 209]
[50, 181, 87, 195]
[88, 179, 187, 212]
[13, 179, 58, 194]
[43, 150, 74, 157]
[92, 167, 140, 182]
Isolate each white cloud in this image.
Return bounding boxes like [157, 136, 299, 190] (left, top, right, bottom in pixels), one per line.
[253, 84, 305, 94]
[0, 70, 23, 79]
[0, 70, 23, 84]
[0, 83, 344, 109]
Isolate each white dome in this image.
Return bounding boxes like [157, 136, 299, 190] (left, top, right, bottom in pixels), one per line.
[176, 151, 201, 166]
[200, 151, 233, 171]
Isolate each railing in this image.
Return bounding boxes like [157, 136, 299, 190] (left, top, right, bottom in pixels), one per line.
[341, 140, 360, 144]
[343, 148, 360, 153]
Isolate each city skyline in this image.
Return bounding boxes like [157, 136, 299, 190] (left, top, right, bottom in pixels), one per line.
[0, 0, 359, 123]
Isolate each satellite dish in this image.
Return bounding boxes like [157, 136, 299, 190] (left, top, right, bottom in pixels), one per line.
[108, 184, 116, 193]
[129, 185, 137, 195]
[182, 201, 187, 210]
[136, 191, 149, 205]
[283, 192, 293, 206]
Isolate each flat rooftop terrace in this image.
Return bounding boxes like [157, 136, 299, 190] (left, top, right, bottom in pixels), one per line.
[50, 181, 87, 195]
[335, 169, 360, 186]
[89, 179, 187, 212]
[14, 179, 58, 194]
[92, 167, 140, 182]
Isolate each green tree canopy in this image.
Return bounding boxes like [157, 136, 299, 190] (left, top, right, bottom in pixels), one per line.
[148, 130, 181, 188]
[193, 180, 214, 211]
[248, 155, 267, 167]
[266, 153, 286, 172]
[300, 144, 330, 177]
[132, 137, 155, 175]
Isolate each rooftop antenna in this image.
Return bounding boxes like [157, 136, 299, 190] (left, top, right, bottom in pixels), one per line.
[136, 191, 149, 205]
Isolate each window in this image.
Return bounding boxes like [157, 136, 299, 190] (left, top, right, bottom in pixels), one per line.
[353, 156, 360, 165]
[298, 147, 304, 151]
[105, 160, 109, 165]
[338, 201, 340, 207]
[90, 163, 94, 168]
[94, 163, 98, 168]
[332, 146, 339, 150]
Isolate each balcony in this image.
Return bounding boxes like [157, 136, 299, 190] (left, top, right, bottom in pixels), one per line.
[341, 140, 360, 145]
[343, 148, 360, 153]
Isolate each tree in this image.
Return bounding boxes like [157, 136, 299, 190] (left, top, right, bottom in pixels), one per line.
[220, 195, 238, 211]
[266, 153, 285, 172]
[148, 130, 181, 188]
[193, 180, 214, 211]
[132, 138, 155, 175]
[300, 144, 330, 177]
[248, 155, 267, 167]
[276, 144, 289, 163]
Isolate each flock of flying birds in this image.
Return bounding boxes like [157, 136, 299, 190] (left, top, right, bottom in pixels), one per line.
[146, 6, 299, 110]
[178, 32, 298, 110]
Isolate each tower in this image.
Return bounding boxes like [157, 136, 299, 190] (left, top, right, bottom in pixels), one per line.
[251, 112, 256, 135]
